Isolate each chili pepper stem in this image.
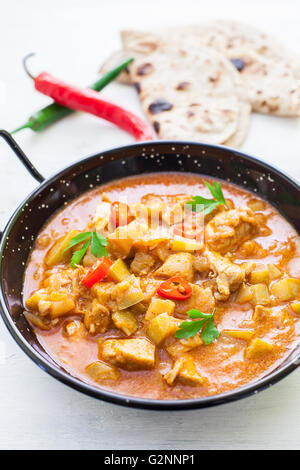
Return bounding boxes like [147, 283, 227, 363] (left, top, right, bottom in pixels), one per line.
[11, 123, 32, 134]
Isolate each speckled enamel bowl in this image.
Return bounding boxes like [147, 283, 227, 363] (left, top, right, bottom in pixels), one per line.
[1, 130, 300, 410]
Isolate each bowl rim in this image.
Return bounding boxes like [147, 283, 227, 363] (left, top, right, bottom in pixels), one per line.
[1, 139, 300, 410]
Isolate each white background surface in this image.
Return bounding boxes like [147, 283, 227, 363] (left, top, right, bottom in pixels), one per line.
[0, 0, 300, 450]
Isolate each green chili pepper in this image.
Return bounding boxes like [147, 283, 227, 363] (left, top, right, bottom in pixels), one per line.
[12, 58, 133, 133]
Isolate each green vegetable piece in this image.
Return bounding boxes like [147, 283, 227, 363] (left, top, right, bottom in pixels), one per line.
[174, 308, 219, 345]
[65, 230, 108, 268]
[71, 239, 91, 268]
[185, 181, 227, 215]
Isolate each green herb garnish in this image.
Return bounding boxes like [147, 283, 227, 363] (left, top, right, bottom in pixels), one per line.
[175, 308, 219, 345]
[64, 231, 108, 268]
[185, 181, 228, 215]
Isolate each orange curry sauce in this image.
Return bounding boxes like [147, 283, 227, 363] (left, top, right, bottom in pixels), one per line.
[23, 173, 300, 400]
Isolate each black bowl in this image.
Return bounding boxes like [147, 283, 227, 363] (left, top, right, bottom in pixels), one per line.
[1, 134, 300, 410]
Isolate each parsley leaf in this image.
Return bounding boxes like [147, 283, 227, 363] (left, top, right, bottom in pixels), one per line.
[201, 317, 220, 345]
[204, 181, 227, 206]
[71, 239, 90, 268]
[65, 230, 108, 268]
[91, 231, 108, 258]
[63, 232, 92, 252]
[174, 308, 219, 345]
[185, 180, 227, 215]
[174, 319, 207, 339]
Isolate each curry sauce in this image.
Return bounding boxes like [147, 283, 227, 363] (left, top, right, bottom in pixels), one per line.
[23, 173, 300, 400]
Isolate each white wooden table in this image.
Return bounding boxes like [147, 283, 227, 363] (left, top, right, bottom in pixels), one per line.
[1, 0, 300, 450]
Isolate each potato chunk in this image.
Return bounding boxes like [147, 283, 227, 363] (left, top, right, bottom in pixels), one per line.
[167, 335, 203, 357]
[112, 310, 138, 336]
[271, 278, 300, 301]
[249, 266, 269, 284]
[112, 275, 144, 310]
[108, 259, 130, 282]
[86, 361, 120, 381]
[236, 283, 253, 304]
[147, 312, 180, 346]
[26, 288, 48, 311]
[101, 338, 155, 370]
[268, 264, 281, 280]
[222, 329, 254, 341]
[107, 220, 147, 257]
[250, 284, 270, 305]
[291, 302, 300, 314]
[172, 237, 203, 252]
[145, 298, 175, 321]
[45, 229, 78, 267]
[164, 356, 206, 386]
[245, 338, 274, 359]
[154, 253, 194, 281]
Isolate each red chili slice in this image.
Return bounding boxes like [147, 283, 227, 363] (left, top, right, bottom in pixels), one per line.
[110, 202, 133, 227]
[157, 276, 192, 300]
[173, 223, 198, 240]
[82, 257, 112, 288]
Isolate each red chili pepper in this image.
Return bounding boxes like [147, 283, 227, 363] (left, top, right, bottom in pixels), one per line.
[110, 202, 133, 228]
[82, 257, 112, 288]
[34, 72, 153, 141]
[157, 276, 192, 300]
[173, 222, 204, 241]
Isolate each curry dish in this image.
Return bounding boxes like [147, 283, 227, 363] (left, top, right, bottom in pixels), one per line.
[23, 172, 300, 400]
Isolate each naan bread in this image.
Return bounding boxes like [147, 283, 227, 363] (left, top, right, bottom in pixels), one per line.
[121, 31, 249, 145]
[100, 21, 300, 117]
[186, 21, 300, 116]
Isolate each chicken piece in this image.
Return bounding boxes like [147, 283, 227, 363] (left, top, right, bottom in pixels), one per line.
[112, 310, 139, 336]
[194, 253, 210, 273]
[205, 207, 258, 254]
[154, 252, 194, 282]
[107, 220, 148, 257]
[164, 355, 206, 386]
[174, 285, 215, 315]
[139, 277, 162, 305]
[205, 250, 245, 301]
[150, 242, 170, 262]
[130, 252, 155, 276]
[111, 275, 144, 310]
[91, 282, 116, 311]
[26, 288, 75, 319]
[92, 202, 111, 234]
[84, 299, 110, 334]
[101, 338, 155, 370]
[63, 320, 85, 340]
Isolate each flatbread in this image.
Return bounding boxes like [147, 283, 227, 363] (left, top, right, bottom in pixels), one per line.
[186, 21, 300, 116]
[122, 31, 249, 144]
[100, 21, 300, 117]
